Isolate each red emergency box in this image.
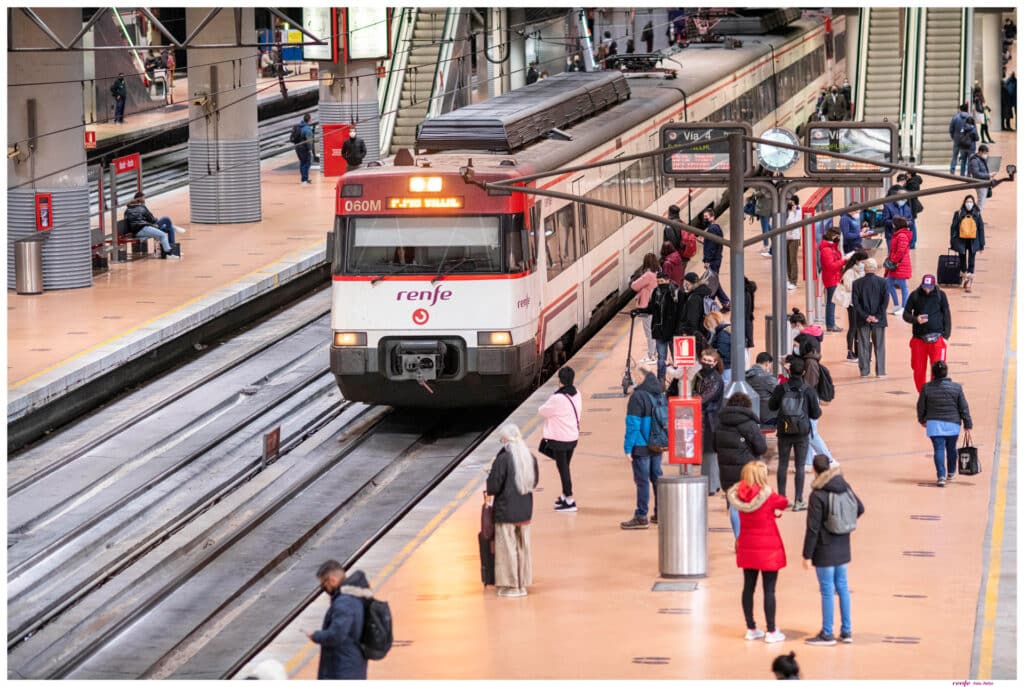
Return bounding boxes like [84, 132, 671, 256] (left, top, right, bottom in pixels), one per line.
[667, 396, 702, 465]
[322, 123, 351, 177]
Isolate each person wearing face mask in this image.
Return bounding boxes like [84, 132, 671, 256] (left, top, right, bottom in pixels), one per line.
[305, 561, 371, 679]
[840, 79, 852, 116]
[822, 85, 850, 121]
[633, 271, 679, 382]
[818, 228, 845, 333]
[701, 208, 731, 308]
[785, 195, 802, 290]
[839, 207, 873, 254]
[949, 195, 985, 293]
[693, 349, 725, 495]
[895, 172, 925, 220]
[676, 272, 712, 354]
[902, 275, 952, 392]
[967, 145, 993, 213]
[833, 252, 870, 361]
[884, 216, 913, 316]
[881, 187, 916, 251]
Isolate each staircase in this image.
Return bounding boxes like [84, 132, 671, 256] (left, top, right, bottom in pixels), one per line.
[919, 9, 965, 165]
[390, 9, 448, 155]
[860, 8, 904, 124]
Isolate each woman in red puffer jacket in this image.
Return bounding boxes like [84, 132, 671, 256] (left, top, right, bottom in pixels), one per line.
[726, 460, 789, 643]
[819, 228, 845, 332]
[885, 216, 913, 315]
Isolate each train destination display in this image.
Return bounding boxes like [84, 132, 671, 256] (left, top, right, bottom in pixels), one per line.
[805, 123, 897, 175]
[660, 124, 750, 177]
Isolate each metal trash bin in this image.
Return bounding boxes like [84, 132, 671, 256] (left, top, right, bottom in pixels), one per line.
[657, 475, 708, 577]
[14, 235, 46, 295]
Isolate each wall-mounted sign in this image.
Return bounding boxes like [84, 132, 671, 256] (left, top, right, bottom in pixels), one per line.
[805, 122, 897, 176]
[343, 8, 391, 62]
[84, 130, 97, 149]
[112, 153, 141, 175]
[302, 7, 336, 62]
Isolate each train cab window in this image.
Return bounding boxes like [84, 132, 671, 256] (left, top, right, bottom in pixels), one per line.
[543, 204, 577, 280]
[346, 216, 503, 275]
[505, 214, 528, 272]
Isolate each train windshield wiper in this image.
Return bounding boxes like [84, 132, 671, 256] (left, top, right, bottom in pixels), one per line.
[370, 262, 418, 285]
[431, 257, 477, 285]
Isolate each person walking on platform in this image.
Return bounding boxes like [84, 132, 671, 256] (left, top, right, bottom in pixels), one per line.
[966, 146, 993, 214]
[726, 461, 789, 643]
[768, 357, 820, 510]
[949, 103, 973, 175]
[902, 275, 952, 393]
[641, 20, 654, 53]
[745, 352, 778, 428]
[486, 424, 538, 597]
[539, 366, 582, 513]
[884, 217, 913, 316]
[834, 252, 869, 362]
[693, 349, 725, 495]
[632, 271, 678, 382]
[621, 370, 666, 529]
[801, 455, 864, 646]
[111, 73, 127, 124]
[950, 195, 985, 293]
[630, 253, 660, 364]
[716, 393, 768, 538]
[124, 191, 182, 259]
[305, 561, 371, 679]
[293, 113, 314, 184]
[917, 361, 973, 487]
[821, 85, 849, 121]
[701, 208, 730, 309]
[706, 311, 734, 385]
[851, 258, 889, 377]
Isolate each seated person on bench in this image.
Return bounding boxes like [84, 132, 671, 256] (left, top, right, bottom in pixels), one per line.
[124, 191, 183, 259]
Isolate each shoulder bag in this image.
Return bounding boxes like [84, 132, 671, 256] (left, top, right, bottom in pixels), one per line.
[538, 391, 580, 457]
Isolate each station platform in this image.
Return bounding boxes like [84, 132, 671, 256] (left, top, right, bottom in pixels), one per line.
[245, 132, 1016, 680]
[7, 147, 336, 423]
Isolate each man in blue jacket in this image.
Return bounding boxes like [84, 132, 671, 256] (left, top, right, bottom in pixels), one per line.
[880, 187, 916, 250]
[621, 370, 664, 530]
[306, 561, 370, 679]
[701, 208, 730, 309]
[294, 113, 314, 184]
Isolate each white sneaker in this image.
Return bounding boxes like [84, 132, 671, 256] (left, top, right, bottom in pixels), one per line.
[893, 307, 904, 316]
[760, 251, 772, 257]
[745, 628, 766, 640]
[640, 355, 657, 364]
[764, 630, 787, 643]
[173, 225, 186, 234]
[787, 282, 797, 291]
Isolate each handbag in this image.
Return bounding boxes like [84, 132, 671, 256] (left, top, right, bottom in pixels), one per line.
[538, 391, 580, 458]
[480, 493, 495, 540]
[987, 187, 993, 199]
[957, 431, 981, 476]
[883, 257, 898, 271]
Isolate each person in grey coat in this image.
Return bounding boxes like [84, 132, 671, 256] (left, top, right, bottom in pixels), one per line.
[851, 258, 889, 377]
[917, 361, 973, 486]
[745, 352, 779, 427]
[306, 561, 370, 679]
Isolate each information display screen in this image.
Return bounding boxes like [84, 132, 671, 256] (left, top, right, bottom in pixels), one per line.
[346, 8, 390, 61]
[302, 8, 335, 62]
[660, 124, 750, 177]
[806, 124, 896, 175]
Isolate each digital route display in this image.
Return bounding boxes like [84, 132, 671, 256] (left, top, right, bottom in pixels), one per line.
[660, 124, 750, 177]
[806, 124, 897, 175]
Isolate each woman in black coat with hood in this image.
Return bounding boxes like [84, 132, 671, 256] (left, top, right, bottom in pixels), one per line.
[715, 392, 768, 538]
[949, 194, 985, 292]
[693, 348, 726, 495]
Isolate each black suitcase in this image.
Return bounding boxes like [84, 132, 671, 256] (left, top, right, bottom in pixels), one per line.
[478, 532, 495, 586]
[937, 252, 961, 285]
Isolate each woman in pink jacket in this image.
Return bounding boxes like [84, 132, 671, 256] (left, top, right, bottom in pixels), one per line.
[539, 366, 583, 512]
[630, 253, 660, 365]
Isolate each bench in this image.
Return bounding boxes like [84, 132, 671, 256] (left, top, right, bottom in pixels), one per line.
[90, 221, 153, 269]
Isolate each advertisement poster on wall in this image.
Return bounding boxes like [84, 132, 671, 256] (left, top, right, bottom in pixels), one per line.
[344, 8, 391, 61]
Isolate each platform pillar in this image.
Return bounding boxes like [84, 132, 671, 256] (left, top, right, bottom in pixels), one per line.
[975, 11, 1004, 127]
[7, 8, 92, 290]
[186, 8, 261, 223]
[318, 62, 381, 165]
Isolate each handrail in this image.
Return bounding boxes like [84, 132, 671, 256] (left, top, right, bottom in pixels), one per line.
[379, 8, 416, 157]
[899, 7, 916, 161]
[853, 8, 871, 121]
[427, 9, 460, 120]
[960, 8, 971, 106]
[910, 8, 925, 163]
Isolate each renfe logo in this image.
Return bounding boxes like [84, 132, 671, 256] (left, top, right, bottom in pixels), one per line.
[397, 285, 453, 306]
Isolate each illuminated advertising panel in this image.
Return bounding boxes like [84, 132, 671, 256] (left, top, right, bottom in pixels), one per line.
[345, 8, 390, 61]
[302, 7, 335, 62]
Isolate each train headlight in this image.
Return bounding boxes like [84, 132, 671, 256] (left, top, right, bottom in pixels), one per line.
[409, 176, 443, 193]
[334, 332, 367, 347]
[478, 331, 513, 346]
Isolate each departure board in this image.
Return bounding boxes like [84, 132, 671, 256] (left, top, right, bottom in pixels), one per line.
[805, 123, 897, 175]
[660, 124, 750, 177]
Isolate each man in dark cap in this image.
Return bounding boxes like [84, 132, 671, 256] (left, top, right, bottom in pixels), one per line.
[902, 274, 952, 392]
[123, 190, 183, 258]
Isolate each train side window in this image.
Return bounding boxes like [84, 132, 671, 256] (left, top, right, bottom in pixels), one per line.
[544, 205, 577, 280]
[578, 203, 589, 254]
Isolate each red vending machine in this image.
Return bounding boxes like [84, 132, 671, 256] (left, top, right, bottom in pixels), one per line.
[667, 397, 702, 466]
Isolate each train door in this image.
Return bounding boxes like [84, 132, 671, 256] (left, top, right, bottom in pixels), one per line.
[572, 175, 589, 328]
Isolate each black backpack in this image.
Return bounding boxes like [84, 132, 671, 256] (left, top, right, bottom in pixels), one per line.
[778, 386, 810, 435]
[359, 597, 393, 660]
[290, 123, 304, 145]
[816, 363, 835, 403]
[663, 223, 682, 250]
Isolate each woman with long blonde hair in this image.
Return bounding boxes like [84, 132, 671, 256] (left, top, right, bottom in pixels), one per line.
[486, 424, 539, 597]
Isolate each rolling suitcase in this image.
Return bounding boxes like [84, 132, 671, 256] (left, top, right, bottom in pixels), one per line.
[936, 251, 961, 285]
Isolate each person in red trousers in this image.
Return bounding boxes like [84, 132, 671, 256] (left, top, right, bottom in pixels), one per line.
[902, 274, 952, 392]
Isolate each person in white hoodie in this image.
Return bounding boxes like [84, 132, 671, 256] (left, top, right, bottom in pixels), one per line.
[833, 251, 869, 362]
[539, 366, 583, 512]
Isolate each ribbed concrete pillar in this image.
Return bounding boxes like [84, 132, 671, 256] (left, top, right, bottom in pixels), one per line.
[318, 63, 381, 164]
[976, 11, 1003, 122]
[186, 8, 260, 223]
[7, 8, 92, 290]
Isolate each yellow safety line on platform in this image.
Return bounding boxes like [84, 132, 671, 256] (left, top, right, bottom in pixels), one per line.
[284, 314, 633, 678]
[10, 240, 324, 390]
[976, 300, 1016, 680]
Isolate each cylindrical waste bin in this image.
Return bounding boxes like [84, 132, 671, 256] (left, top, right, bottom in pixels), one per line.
[15, 236, 45, 295]
[657, 475, 708, 577]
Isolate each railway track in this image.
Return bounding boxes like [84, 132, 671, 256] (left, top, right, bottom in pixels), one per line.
[7, 291, 502, 678]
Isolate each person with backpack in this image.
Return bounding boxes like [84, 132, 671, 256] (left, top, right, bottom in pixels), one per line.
[851, 258, 889, 377]
[819, 228, 845, 333]
[701, 208, 730, 309]
[306, 561, 372, 679]
[902, 274, 953, 393]
[949, 195, 985, 293]
[884, 216, 913, 316]
[953, 114, 981, 177]
[802, 454, 864, 646]
[693, 348, 725, 495]
[795, 341, 835, 474]
[716, 392, 768, 538]
[917, 361, 973, 487]
[110, 73, 127, 123]
[663, 205, 684, 251]
[633, 271, 678, 382]
[745, 352, 778, 428]
[341, 129, 367, 169]
[768, 357, 821, 510]
[834, 252, 869, 362]
[896, 171, 925, 221]
[621, 370, 667, 529]
[967, 145, 993, 213]
[727, 461, 789, 643]
[486, 423, 539, 596]
[881, 189, 916, 251]
[948, 103, 973, 175]
[630, 253, 660, 364]
[292, 113, 314, 184]
[705, 311, 733, 384]
[539, 366, 583, 512]
[661, 239, 694, 288]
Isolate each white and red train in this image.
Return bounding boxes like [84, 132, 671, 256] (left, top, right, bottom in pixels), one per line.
[330, 16, 846, 406]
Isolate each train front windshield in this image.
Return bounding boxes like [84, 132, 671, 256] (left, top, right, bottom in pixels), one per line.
[344, 215, 527, 275]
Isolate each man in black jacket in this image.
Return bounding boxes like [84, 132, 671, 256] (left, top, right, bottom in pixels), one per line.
[700, 209, 730, 309]
[714, 392, 768, 537]
[801, 455, 864, 646]
[342, 130, 367, 169]
[851, 258, 888, 377]
[305, 561, 370, 679]
[123, 191, 182, 259]
[634, 272, 678, 382]
[768, 357, 822, 510]
[111, 73, 127, 123]
[663, 205, 683, 250]
[902, 274, 952, 393]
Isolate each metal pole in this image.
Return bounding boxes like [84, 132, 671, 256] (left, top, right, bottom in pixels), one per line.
[772, 188, 788, 371]
[109, 164, 120, 264]
[727, 132, 746, 381]
[804, 213, 816, 322]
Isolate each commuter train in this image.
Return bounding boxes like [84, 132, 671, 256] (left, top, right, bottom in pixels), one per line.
[330, 16, 846, 406]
